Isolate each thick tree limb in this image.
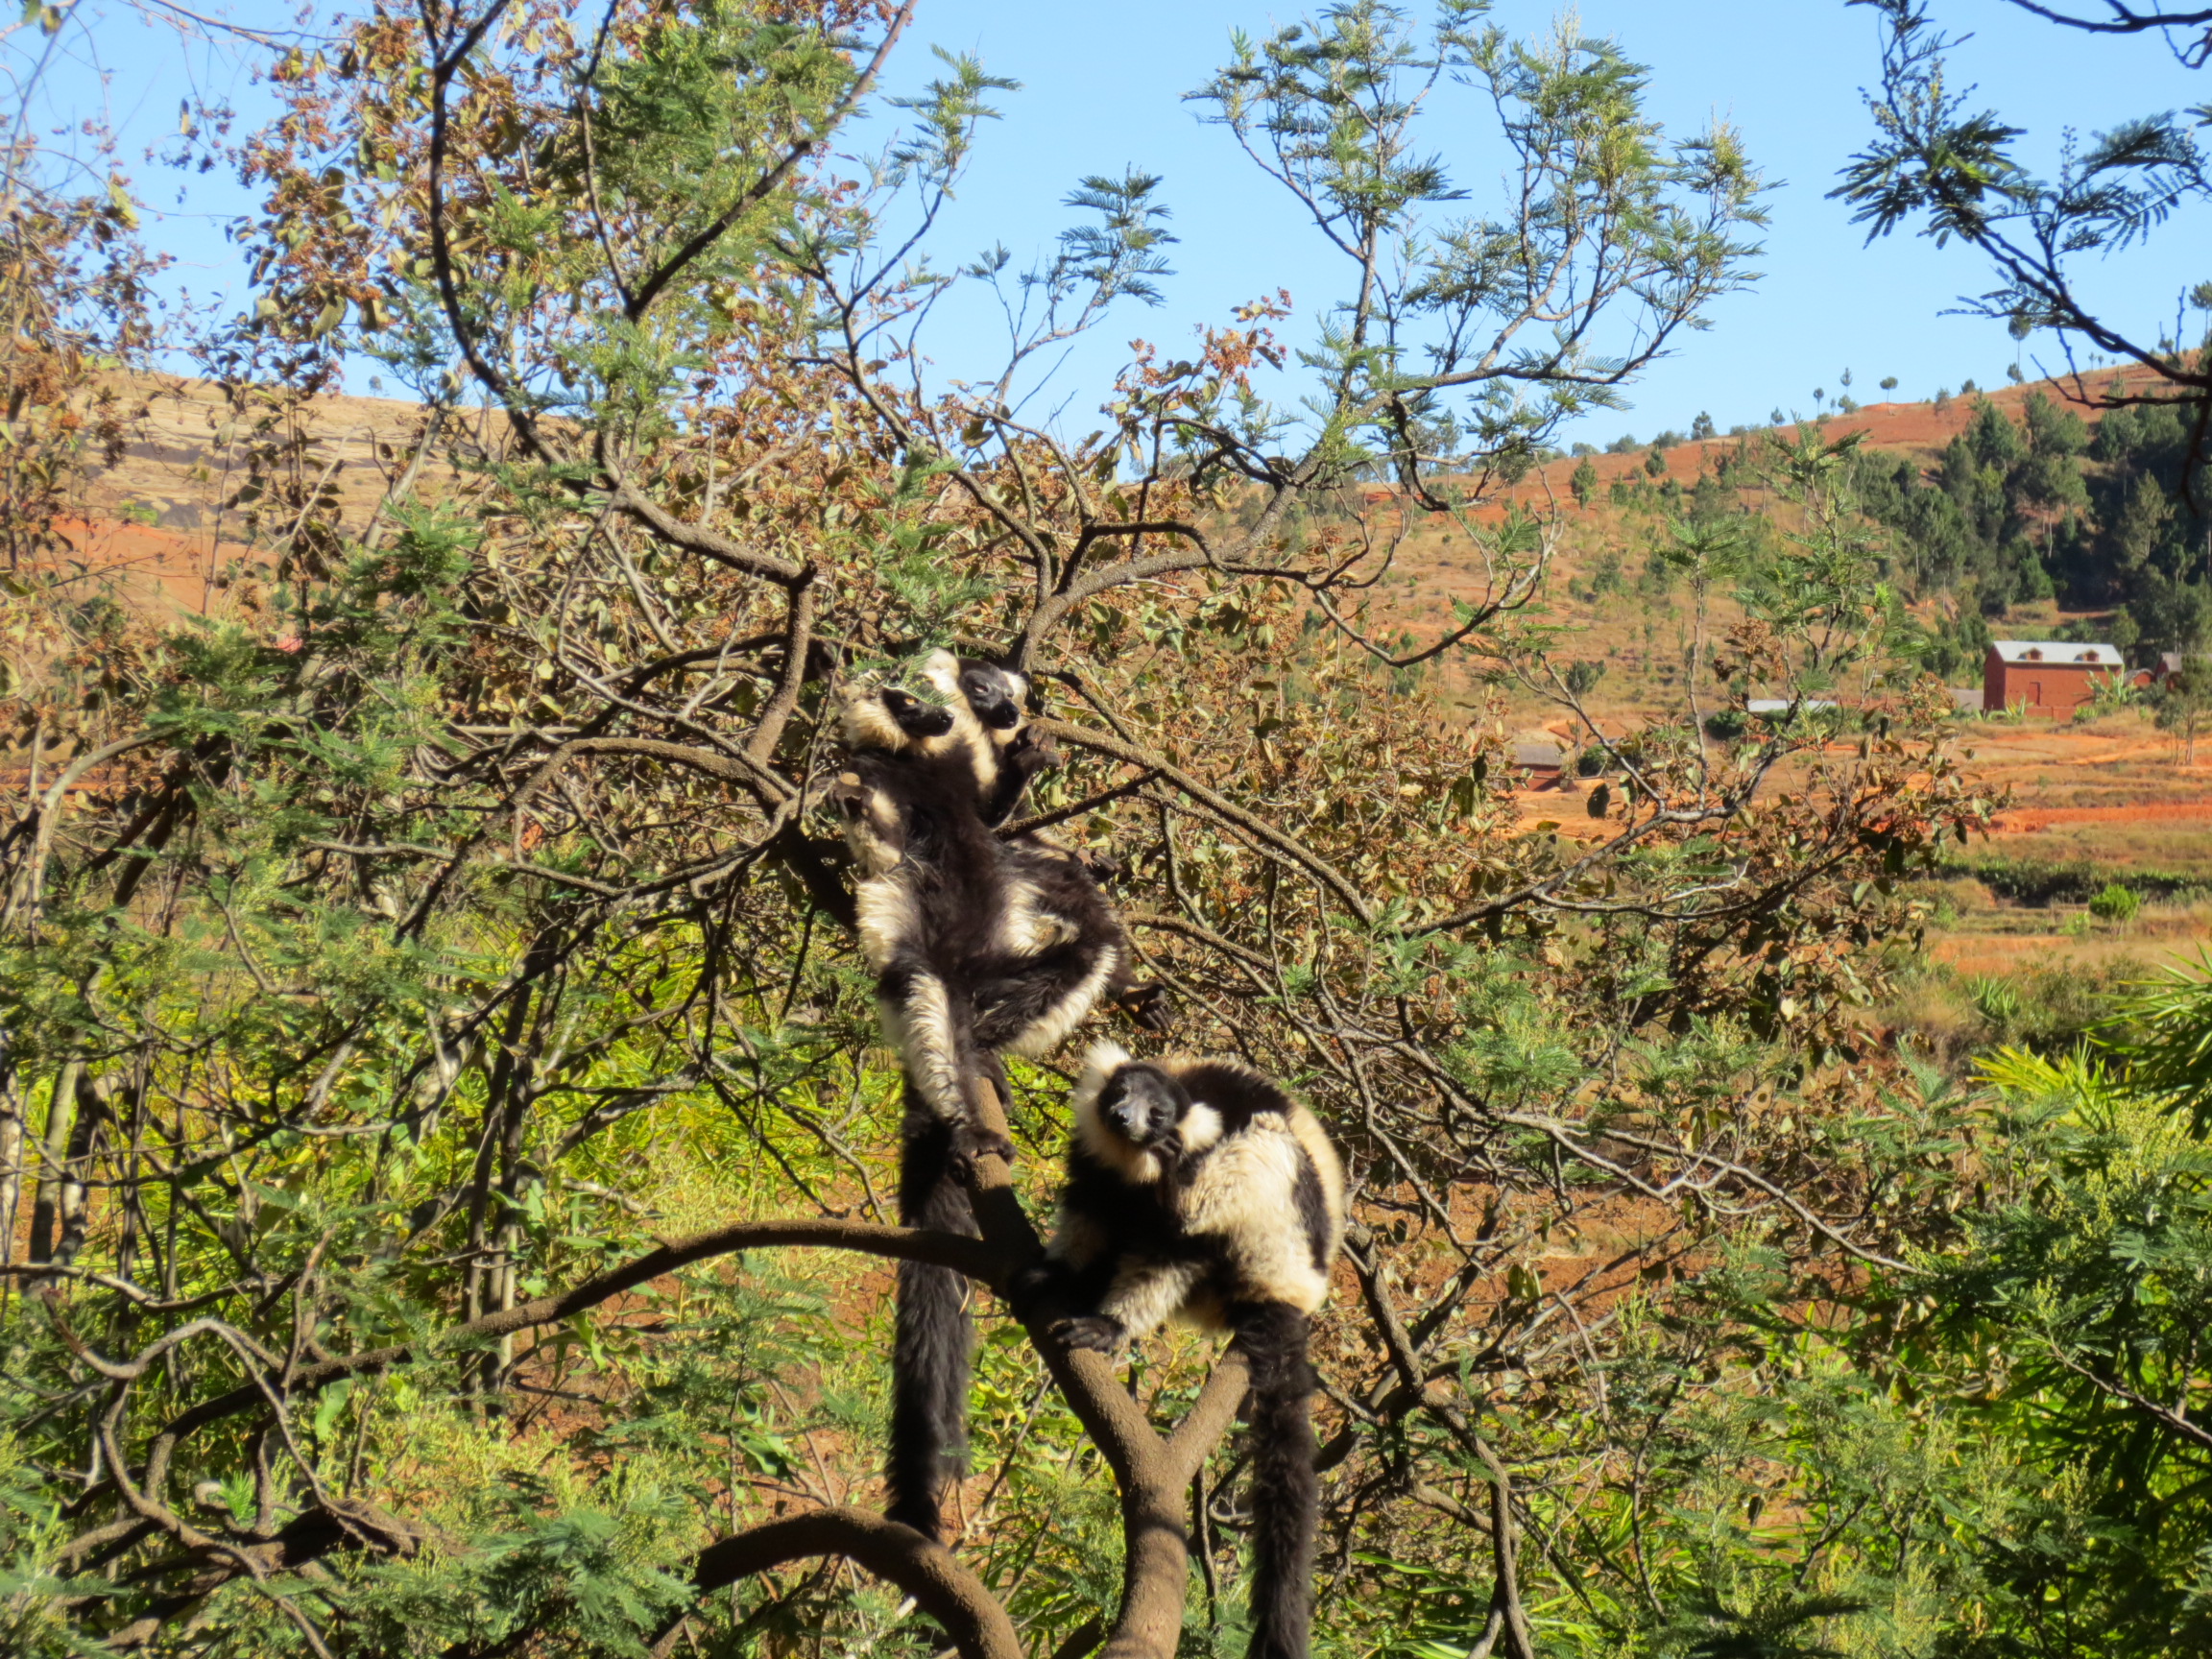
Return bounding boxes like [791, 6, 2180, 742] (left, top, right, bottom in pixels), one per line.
[655, 1507, 1019, 1659]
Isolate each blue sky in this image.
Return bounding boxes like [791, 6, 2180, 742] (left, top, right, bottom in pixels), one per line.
[38, 0, 2209, 447]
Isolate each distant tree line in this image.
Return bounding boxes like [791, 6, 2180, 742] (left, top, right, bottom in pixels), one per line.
[1855, 393, 2211, 658]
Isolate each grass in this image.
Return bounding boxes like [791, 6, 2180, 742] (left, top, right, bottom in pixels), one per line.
[1900, 861, 2212, 1070]
[1982, 818, 2212, 878]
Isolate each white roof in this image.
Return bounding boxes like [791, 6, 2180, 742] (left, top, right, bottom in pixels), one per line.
[1746, 698, 1839, 713]
[1989, 640, 2124, 667]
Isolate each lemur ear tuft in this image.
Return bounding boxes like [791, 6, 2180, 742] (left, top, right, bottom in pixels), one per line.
[1083, 1040, 1132, 1075]
[1072, 1041, 1133, 1111]
[918, 649, 963, 698]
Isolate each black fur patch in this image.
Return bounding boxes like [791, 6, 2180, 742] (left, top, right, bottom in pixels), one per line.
[1170, 1061, 1296, 1135]
[887, 1088, 978, 1542]
[1231, 1302, 1318, 1659]
[954, 660, 1024, 731]
[1293, 1155, 1333, 1275]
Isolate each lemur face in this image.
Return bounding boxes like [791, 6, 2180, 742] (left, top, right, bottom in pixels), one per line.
[1096, 1064, 1189, 1149]
[880, 687, 957, 740]
[956, 661, 1026, 732]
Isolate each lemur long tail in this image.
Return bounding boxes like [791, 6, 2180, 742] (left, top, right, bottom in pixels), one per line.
[887, 1075, 981, 1541]
[1236, 1302, 1319, 1659]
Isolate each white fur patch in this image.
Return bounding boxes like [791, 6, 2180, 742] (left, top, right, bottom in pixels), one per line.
[919, 650, 963, 701]
[1004, 945, 1121, 1060]
[879, 974, 969, 1127]
[1099, 1259, 1202, 1342]
[853, 881, 911, 974]
[1178, 1102, 1223, 1156]
[998, 879, 1080, 955]
[841, 783, 905, 878]
[1181, 1118, 1333, 1316]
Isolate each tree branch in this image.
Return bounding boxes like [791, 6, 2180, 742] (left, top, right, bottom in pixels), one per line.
[1033, 719, 1374, 925]
[148, 1219, 1003, 1451]
[656, 1506, 1020, 1659]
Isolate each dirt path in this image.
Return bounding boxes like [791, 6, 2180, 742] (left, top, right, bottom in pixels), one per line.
[1990, 801, 2212, 832]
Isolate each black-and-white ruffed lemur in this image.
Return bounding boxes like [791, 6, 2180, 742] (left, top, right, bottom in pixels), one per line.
[830, 649, 1142, 1540]
[1024, 1042, 1346, 1659]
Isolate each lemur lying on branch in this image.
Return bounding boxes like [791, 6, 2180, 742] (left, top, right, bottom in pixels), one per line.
[830, 650, 1149, 1541]
[1022, 1043, 1346, 1659]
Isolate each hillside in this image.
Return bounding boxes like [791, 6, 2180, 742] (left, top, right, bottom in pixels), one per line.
[42, 364, 2212, 851]
[1487, 362, 2175, 508]
[1342, 368, 2198, 736]
[45, 373, 495, 621]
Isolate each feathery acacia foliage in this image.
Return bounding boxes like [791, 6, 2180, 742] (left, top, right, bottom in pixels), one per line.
[1837, 0, 2212, 503]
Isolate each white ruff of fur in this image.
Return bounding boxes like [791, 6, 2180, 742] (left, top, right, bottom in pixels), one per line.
[838, 685, 908, 752]
[1071, 1045, 1161, 1183]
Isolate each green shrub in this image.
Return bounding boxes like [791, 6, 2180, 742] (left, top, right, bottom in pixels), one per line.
[2090, 882, 2144, 923]
[1936, 853, 2204, 905]
[1563, 659, 1607, 696]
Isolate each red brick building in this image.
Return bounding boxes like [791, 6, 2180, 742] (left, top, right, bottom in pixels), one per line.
[1983, 640, 2125, 714]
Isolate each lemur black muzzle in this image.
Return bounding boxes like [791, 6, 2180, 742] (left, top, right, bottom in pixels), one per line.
[883, 689, 955, 738]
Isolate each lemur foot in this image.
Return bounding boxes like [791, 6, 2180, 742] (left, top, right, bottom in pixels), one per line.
[1050, 1314, 1127, 1354]
[1116, 980, 1173, 1033]
[1006, 729, 1062, 778]
[946, 1122, 1018, 1181]
[1077, 849, 1127, 884]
